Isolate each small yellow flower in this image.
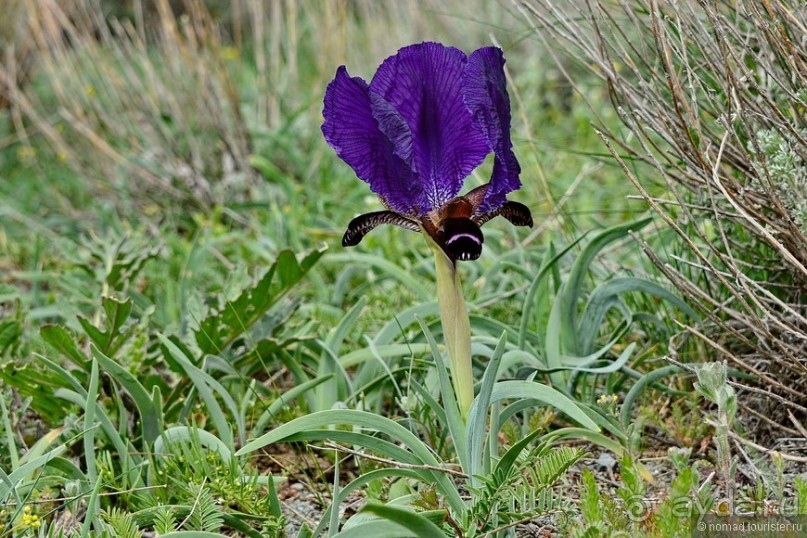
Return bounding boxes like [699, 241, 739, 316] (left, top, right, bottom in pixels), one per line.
[57, 150, 69, 162]
[20, 508, 42, 529]
[597, 394, 619, 407]
[84, 85, 96, 97]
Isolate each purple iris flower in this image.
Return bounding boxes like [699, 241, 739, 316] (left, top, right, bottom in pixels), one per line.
[322, 42, 532, 261]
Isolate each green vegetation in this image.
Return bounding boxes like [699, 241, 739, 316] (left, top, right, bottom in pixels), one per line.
[1, 1, 805, 536]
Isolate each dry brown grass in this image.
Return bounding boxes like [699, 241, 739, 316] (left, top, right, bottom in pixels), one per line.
[521, 0, 807, 437]
[0, 0, 520, 212]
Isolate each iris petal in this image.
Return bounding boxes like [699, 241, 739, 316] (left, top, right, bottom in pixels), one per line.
[322, 66, 419, 214]
[370, 42, 490, 214]
[463, 47, 522, 213]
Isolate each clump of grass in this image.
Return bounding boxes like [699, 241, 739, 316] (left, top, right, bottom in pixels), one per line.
[2, 0, 256, 211]
[524, 0, 807, 434]
[1, 0, 529, 220]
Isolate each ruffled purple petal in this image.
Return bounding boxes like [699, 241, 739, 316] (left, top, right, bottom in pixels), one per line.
[463, 47, 521, 213]
[322, 66, 419, 214]
[370, 42, 490, 214]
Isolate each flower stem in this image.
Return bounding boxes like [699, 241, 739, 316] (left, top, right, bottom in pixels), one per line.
[426, 236, 474, 419]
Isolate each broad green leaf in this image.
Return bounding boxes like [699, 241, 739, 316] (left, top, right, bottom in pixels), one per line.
[153, 426, 233, 465]
[487, 381, 599, 431]
[18, 427, 63, 467]
[282, 430, 428, 469]
[495, 428, 546, 478]
[77, 296, 134, 354]
[519, 239, 582, 349]
[620, 365, 683, 427]
[0, 320, 21, 354]
[53, 389, 131, 464]
[40, 324, 87, 368]
[312, 468, 423, 537]
[0, 443, 68, 501]
[195, 247, 325, 354]
[547, 428, 624, 455]
[161, 531, 227, 538]
[103, 295, 133, 341]
[336, 503, 445, 537]
[93, 346, 161, 444]
[340, 344, 431, 369]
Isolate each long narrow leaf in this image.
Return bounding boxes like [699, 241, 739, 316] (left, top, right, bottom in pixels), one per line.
[465, 331, 507, 483]
[92, 346, 161, 444]
[236, 409, 463, 514]
[313, 468, 424, 537]
[84, 359, 100, 484]
[416, 316, 467, 474]
[159, 335, 239, 447]
[487, 381, 599, 431]
[337, 503, 445, 538]
[560, 218, 651, 357]
[252, 374, 333, 435]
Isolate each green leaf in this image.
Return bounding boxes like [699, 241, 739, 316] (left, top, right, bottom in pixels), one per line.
[560, 218, 651, 357]
[40, 325, 87, 369]
[81, 473, 104, 536]
[103, 295, 133, 340]
[547, 428, 625, 455]
[326, 253, 429, 301]
[416, 316, 467, 473]
[340, 344, 431, 369]
[84, 358, 100, 483]
[579, 277, 699, 354]
[620, 365, 683, 427]
[311, 468, 423, 537]
[77, 296, 134, 354]
[466, 331, 507, 484]
[252, 374, 334, 435]
[0, 320, 21, 354]
[0, 443, 68, 501]
[161, 531, 227, 538]
[195, 247, 325, 354]
[153, 426, 233, 466]
[337, 503, 445, 537]
[519, 239, 582, 349]
[236, 409, 463, 514]
[488, 381, 599, 431]
[159, 335, 240, 447]
[494, 428, 546, 478]
[92, 346, 161, 445]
